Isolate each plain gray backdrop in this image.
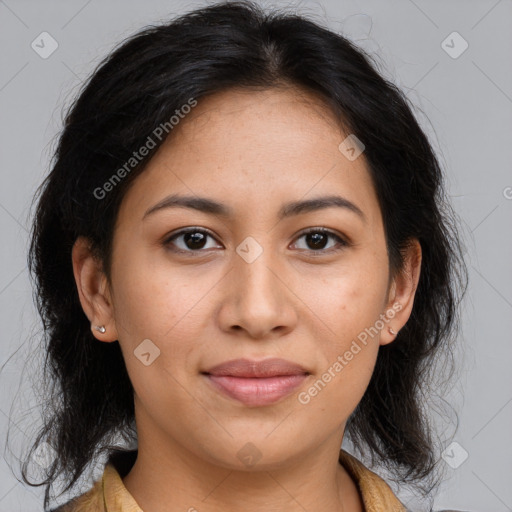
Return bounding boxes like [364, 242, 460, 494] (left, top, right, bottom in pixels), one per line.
[0, 0, 511, 511]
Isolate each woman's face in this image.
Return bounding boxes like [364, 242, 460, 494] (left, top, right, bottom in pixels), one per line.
[74, 86, 420, 470]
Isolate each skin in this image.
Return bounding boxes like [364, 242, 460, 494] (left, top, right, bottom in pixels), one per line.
[72, 86, 421, 512]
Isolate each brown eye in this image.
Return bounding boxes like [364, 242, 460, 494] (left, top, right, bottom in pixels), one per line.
[292, 228, 348, 252]
[182, 231, 208, 249]
[164, 228, 222, 253]
[305, 232, 329, 250]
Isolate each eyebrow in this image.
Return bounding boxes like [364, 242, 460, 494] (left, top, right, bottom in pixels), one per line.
[142, 194, 366, 223]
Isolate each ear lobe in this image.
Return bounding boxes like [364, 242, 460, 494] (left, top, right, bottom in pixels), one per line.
[380, 238, 422, 346]
[71, 236, 118, 342]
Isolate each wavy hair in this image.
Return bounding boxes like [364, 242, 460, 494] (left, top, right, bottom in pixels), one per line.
[13, 1, 467, 509]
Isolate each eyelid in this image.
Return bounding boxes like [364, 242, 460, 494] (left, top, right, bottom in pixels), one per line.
[291, 227, 350, 252]
[163, 226, 350, 254]
[163, 226, 221, 251]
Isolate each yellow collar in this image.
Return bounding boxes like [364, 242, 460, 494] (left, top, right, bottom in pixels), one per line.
[337, 449, 407, 511]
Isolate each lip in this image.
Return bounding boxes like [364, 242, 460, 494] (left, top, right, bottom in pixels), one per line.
[202, 358, 310, 407]
[204, 357, 309, 378]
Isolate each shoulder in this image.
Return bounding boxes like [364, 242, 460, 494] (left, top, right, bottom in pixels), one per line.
[48, 449, 137, 511]
[338, 451, 474, 512]
[48, 478, 103, 512]
[338, 453, 475, 512]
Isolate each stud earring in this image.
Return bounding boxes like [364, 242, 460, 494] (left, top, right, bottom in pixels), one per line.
[388, 327, 397, 335]
[94, 325, 106, 333]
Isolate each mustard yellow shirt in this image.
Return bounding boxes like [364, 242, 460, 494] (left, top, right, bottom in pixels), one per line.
[51, 448, 408, 511]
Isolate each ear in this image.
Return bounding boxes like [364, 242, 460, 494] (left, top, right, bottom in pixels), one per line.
[71, 236, 118, 342]
[380, 238, 422, 346]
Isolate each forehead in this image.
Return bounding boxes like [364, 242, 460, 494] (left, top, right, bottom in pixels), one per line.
[117, 86, 381, 228]
[170, 85, 346, 153]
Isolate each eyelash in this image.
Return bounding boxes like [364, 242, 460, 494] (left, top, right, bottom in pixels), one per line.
[163, 227, 349, 255]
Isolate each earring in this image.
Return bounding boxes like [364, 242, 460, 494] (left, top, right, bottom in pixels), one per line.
[388, 327, 397, 335]
[94, 325, 106, 333]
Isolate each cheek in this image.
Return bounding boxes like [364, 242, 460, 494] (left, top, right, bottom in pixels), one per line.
[293, 341, 378, 441]
[113, 270, 207, 419]
[112, 249, 217, 342]
[290, 257, 387, 414]
[110, 263, 214, 403]
[297, 260, 388, 343]
[297, 300, 380, 425]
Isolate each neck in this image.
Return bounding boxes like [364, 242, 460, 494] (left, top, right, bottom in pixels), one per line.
[121, 433, 363, 512]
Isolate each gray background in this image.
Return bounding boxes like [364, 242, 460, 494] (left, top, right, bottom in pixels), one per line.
[0, 0, 511, 510]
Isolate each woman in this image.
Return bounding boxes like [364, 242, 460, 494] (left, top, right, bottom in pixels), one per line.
[23, 1, 467, 510]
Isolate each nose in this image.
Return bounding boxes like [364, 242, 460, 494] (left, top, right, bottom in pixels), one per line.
[217, 247, 298, 340]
